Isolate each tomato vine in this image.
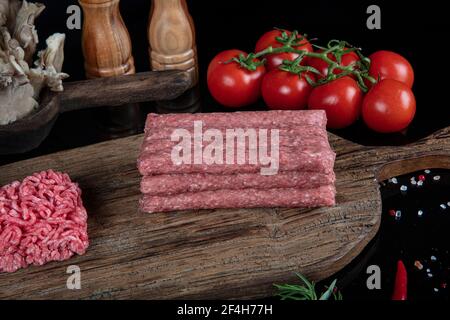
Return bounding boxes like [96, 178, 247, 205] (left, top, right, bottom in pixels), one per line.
[227, 29, 378, 92]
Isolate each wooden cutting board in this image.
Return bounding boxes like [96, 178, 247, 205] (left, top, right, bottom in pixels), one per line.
[0, 127, 449, 299]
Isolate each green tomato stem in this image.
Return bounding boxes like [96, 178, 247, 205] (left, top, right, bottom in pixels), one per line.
[230, 29, 378, 92]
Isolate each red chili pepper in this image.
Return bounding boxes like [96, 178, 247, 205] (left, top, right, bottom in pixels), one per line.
[392, 260, 408, 300]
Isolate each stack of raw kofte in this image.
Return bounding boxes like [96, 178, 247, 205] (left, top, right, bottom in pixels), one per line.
[138, 110, 336, 213]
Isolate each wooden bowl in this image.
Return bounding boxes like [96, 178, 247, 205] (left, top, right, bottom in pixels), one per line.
[0, 71, 190, 155]
[0, 91, 60, 154]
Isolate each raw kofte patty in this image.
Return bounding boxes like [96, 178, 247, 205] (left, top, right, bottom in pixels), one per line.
[140, 185, 336, 213]
[138, 110, 336, 213]
[141, 171, 336, 196]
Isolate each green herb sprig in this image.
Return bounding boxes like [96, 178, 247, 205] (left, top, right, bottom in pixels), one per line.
[274, 273, 343, 300]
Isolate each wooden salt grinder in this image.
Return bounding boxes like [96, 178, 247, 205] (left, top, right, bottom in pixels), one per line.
[79, 0, 135, 78]
[79, 0, 138, 134]
[148, 0, 198, 87]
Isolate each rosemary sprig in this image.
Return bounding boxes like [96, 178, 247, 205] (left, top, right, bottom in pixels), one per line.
[274, 273, 343, 300]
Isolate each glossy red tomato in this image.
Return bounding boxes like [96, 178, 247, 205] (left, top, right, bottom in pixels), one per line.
[362, 79, 416, 133]
[307, 49, 360, 79]
[261, 70, 314, 110]
[255, 30, 313, 71]
[369, 51, 414, 88]
[308, 77, 363, 129]
[207, 49, 266, 108]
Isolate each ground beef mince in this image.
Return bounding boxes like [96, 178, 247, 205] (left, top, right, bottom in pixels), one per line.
[141, 186, 336, 213]
[138, 110, 336, 213]
[141, 172, 335, 196]
[0, 170, 89, 273]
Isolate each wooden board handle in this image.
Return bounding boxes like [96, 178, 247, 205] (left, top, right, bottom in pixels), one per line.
[374, 126, 450, 181]
[59, 70, 191, 113]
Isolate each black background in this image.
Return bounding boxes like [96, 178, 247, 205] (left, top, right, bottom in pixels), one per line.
[2, 0, 450, 300]
[28, 0, 449, 154]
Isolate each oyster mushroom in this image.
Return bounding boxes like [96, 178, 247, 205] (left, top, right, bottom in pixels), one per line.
[0, 81, 37, 125]
[0, 26, 29, 86]
[29, 33, 69, 97]
[0, 1, 68, 126]
[12, 0, 45, 64]
[0, 0, 21, 30]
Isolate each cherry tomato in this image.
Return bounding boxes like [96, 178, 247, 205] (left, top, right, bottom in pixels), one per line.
[362, 79, 416, 133]
[369, 51, 414, 88]
[308, 77, 363, 129]
[307, 49, 360, 79]
[207, 49, 266, 108]
[255, 30, 313, 71]
[261, 70, 314, 110]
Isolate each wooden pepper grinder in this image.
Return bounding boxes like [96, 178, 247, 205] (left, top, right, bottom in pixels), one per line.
[79, 0, 139, 134]
[148, 0, 198, 87]
[79, 0, 135, 78]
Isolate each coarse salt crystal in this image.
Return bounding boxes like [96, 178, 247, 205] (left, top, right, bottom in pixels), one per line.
[400, 185, 408, 192]
[433, 175, 441, 181]
[414, 260, 423, 270]
[418, 210, 424, 217]
[431, 256, 437, 261]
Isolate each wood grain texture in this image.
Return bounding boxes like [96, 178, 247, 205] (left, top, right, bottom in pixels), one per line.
[148, 0, 198, 86]
[80, 0, 135, 78]
[0, 126, 449, 299]
[60, 71, 191, 112]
